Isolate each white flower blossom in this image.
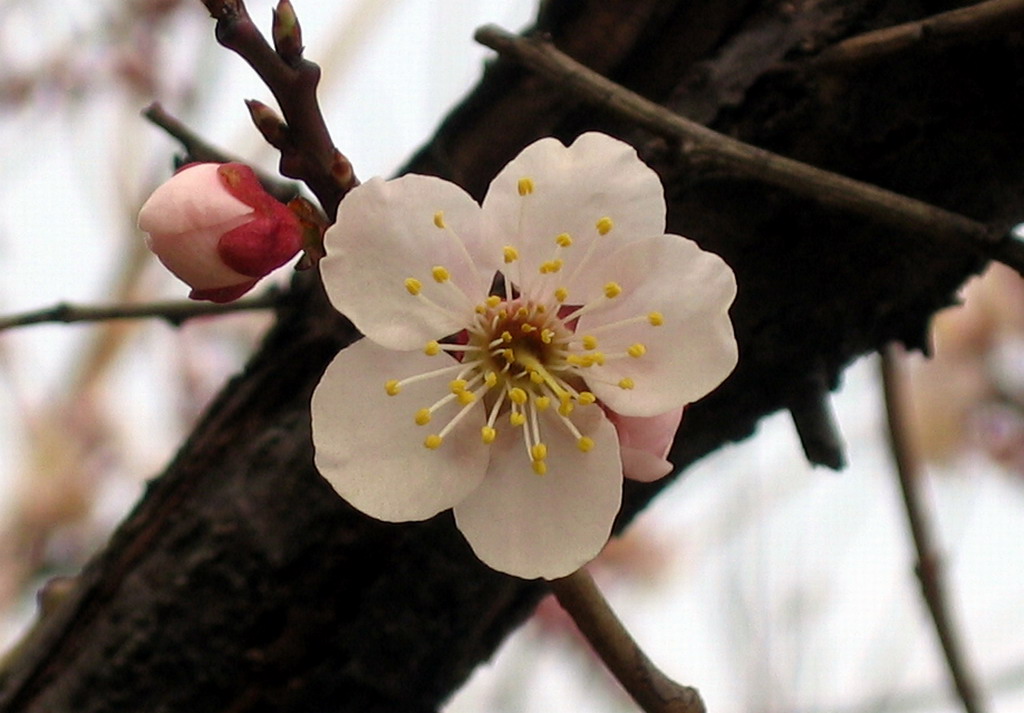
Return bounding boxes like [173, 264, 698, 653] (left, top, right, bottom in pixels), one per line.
[312, 133, 737, 579]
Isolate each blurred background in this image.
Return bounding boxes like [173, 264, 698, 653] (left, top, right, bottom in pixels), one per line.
[1, 2, 1022, 712]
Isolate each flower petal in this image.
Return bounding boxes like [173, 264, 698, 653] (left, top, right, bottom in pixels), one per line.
[321, 175, 489, 350]
[312, 339, 489, 521]
[480, 133, 666, 301]
[579, 234, 737, 416]
[607, 407, 684, 482]
[453, 405, 622, 579]
[145, 224, 253, 290]
[138, 163, 252, 236]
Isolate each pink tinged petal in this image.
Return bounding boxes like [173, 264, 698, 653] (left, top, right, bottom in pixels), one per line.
[607, 407, 683, 482]
[311, 340, 489, 522]
[480, 132, 666, 299]
[144, 224, 254, 292]
[453, 406, 622, 580]
[138, 163, 252, 237]
[322, 175, 489, 351]
[579, 234, 738, 416]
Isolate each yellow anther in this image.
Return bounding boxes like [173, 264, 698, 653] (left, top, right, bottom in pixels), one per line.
[566, 355, 584, 366]
[450, 379, 468, 393]
[536, 304, 547, 314]
[539, 259, 563, 274]
[531, 443, 548, 461]
[529, 371, 544, 385]
[596, 217, 614, 235]
[604, 282, 623, 299]
[424, 434, 443, 450]
[432, 266, 450, 283]
[577, 436, 595, 452]
[404, 277, 422, 295]
[486, 295, 502, 308]
[501, 330, 513, 343]
[481, 426, 497, 444]
[578, 391, 596, 405]
[559, 396, 574, 417]
[414, 409, 432, 426]
[475, 304, 486, 314]
[628, 343, 647, 358]
[502, 348, 515, 362]
[385, 380, 400, 396]
[592, 352, 606, 365]
[521, 323, 537, 333]
[457, 390, 477, 405]
[518, 177, 535, 196]
[648, 311, 664, 326]
[582, 335, 598, 350]
[484, 372, 498, 388]
[510, 411, 526, 427]
[503, 246, 519, 263]
[424, 340, 441, 356]
[554, 287, 569, 302]
[541, 329, 555, 344]
[532, 459, 548, 475]
[618, 377, 636, 390]
[433, 211, 446, 229]
[535, 395, 551, 410]
[516, 307, 530, 319]
[555, 233, 573, 247]
[509, 387, 528, 405]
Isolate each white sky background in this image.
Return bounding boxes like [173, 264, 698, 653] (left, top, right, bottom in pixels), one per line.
[1, 2, 1023, 712]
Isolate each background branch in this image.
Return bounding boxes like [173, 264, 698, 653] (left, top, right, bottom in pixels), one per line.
[814, 0, 1024, 68]
[0, 290, 282, 332]
[474, 25, 1024, 276]
[143, 102, 300, 204]
[880, 346, 987, 713]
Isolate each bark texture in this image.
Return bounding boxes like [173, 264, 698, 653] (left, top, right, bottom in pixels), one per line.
[2, 0, 1023, 711]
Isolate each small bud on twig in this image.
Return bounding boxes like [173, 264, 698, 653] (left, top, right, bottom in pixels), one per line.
[330, 149, 356, 194]
[245, 99, 289, 149]
[272, 0, 303, 64]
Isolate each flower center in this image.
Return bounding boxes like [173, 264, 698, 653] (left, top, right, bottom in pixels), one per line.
[380, 181, 665, 476]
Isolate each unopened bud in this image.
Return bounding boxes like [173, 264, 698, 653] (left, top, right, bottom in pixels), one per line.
[245, 99, 289, 149]
[138, 163, 303, 302]
[272, 0, 303, 64]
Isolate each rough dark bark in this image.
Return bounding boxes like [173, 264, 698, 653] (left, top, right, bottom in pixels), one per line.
[2, 0, 1023, 711]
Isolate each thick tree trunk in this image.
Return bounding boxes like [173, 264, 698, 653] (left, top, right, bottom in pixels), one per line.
[2, 1, 1022, 711]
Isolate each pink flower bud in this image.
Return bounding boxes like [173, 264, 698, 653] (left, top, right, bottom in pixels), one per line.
[138, 162, 302, 302]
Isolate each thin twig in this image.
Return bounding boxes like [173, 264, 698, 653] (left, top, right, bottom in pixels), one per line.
[550, 568, 705, 713]
[142, 101, 299, 204]
[474, 25, 1024, 276]
[814, 0, 1024, 69]
[200, 0, 357, 219]
[0, 289, 282, 332]
[880, 346, 987, 713]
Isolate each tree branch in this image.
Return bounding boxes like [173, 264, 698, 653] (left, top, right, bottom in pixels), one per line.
[199, 0, 357, 219]
[880, 346, 988, 713]
[0, 290, 282, 332]
[813, 0, 1024, 69]
[551, 569, 705, 713]
[473, 25, 1024, 276]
